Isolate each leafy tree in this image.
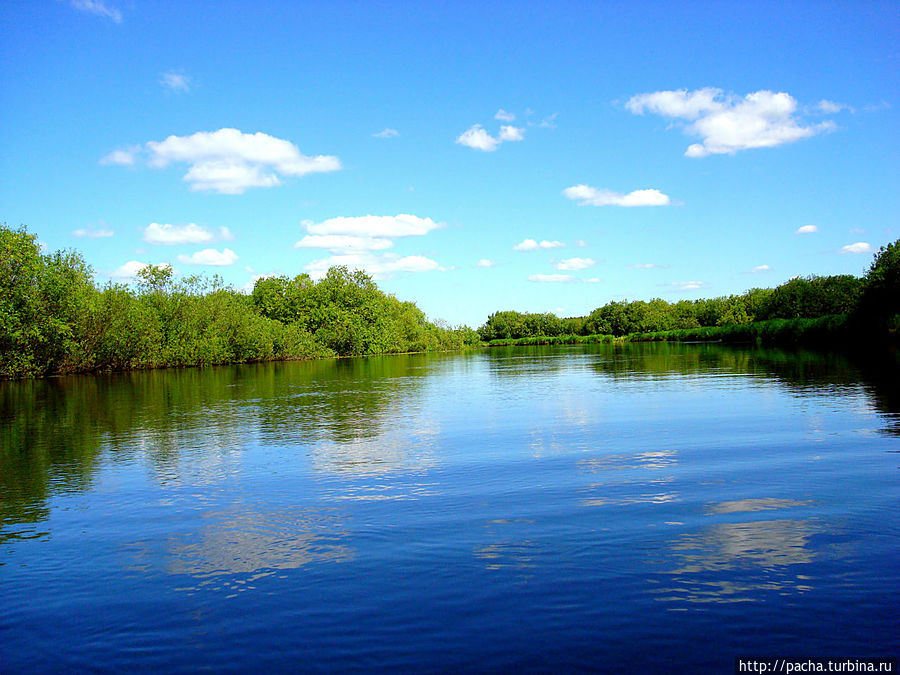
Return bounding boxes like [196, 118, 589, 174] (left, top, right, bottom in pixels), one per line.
[856, 239, 900, 329]
[0, 225, 96, 376]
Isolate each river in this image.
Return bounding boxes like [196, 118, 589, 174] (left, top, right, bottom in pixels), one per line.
[1, 343, 897, 672]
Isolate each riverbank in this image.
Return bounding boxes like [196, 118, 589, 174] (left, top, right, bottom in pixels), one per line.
[483, 315, 899, 364]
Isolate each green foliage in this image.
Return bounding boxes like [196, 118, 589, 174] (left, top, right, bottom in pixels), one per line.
[0, 225, 96, 377]
[628, 315, 852, 348]
[856, 240, 900, 330]
[0, 225, 477, 379]
[485, 333, 618, 347]
[759, 275, 863, 320]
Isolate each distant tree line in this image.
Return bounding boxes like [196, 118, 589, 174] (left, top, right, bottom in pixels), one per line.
[0, 224, 479, 379]
[478, 240, 899, 341]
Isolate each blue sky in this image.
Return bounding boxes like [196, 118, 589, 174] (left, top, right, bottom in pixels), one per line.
[1, 1, 897, 327]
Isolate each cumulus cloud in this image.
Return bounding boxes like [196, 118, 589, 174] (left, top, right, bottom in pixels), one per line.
[499, 125, 525, 141]
[304, 252, 444, 280]
[528, 274, 576, 283]
[219, 226, 235, 241]
[303, 214, 442, 238]
[626, 88, 835, 157]
[71, 0, 121, 23]
[294, 235, 394, 252]
[143, 128, 341, 194]
[100, 146, 141, 166]
[751, 264, 772, 273]
[563, 184, 672, 207]
[161, 71, 190, 93]
[477, 259, 496, 268]
[556, 257, 595, 271]
[73, 227, 114, 238]
[143, 222, 214, 245]
[585, 278, 601, 283]
[840, 242, 872, 254]
[456, 123, 525, 151]
[296, 213, 446, 278]
[514, 239, 564, 251]
[111, 261, 170, 279]
[795, 225, 819, 234]
[373, 128, 399, 138]
[177, 248, 239, 266]
[495, 109, 515, 122]
[662, 281, 709, 291]
[455, 124, 501, 152]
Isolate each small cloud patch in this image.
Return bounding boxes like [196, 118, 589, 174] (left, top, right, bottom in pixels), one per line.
[840, 242, 872, 255]
[513, 239, 564, 251]
[177, 248, 239, 266]
[528, 274, 576, 283]
[563, 184, 671, 207]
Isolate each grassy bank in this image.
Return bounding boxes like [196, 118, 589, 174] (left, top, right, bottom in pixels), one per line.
[483, 315, 898, 365]
[627, 315, 854, 347]
[484, 333, 619, 347]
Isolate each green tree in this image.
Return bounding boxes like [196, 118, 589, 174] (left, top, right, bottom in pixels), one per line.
[856, 239, 900, 329]
[0, 225, 96, 376]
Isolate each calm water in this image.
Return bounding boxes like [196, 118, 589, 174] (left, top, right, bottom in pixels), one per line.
[1, 343, 898, 673]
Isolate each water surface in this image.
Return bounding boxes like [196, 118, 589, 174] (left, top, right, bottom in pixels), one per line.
[1, 343, 898, 672]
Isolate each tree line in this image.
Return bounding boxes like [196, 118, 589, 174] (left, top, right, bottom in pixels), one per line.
[478, 240, 899, 341]
[0, 224, 480, 379]
[2, 222, 897, 379]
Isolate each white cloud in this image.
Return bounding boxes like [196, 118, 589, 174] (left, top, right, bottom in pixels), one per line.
[144, 128, 341, 194]
[294, 234, 394, 252]
[796, 225, 819, 234]
[495, 109, 515, 122]
[73, 227, 114, 238]
[663, 281, 709, 291]
[556, 257, 595, 271]
[182, 161, 281, 193]
[817, 100, 852, 114]
[373, 128, 399, 138]
[304, 252, 444, 280]
[513, 239, 565, 251]
[628, 263, 663, 269]
[627, 87, 722, 119]
[456, 122, 524, 151]
[840, 242, 872, 255]
[143, 222, 214, 245]
[528, 274, 576, 283]
[304, 214, 442, 238]
[111, 261, 170, 279]
[499, 125, 525, 142]
[585, 278, 601, 284]
[477, 259, 496, 268]
[751, 264, 771, 273]
[161, 71, 190, 93]
[563, 184, 672, 207]
[177, 248, 239, 266]
[296, 214, 446, 279]
[627, 88, 834, 157]
[219, 226, 235, 241]
[455, 124, 501, 152]
[575, 239, 588, 248]
[100, 146, 140, 166]
[71, 0, 121, 23]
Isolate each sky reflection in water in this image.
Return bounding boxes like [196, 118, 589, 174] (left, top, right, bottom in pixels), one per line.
[1, 343, 897, 672]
